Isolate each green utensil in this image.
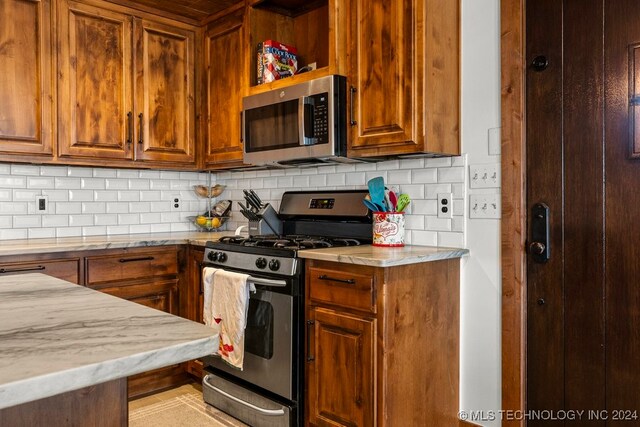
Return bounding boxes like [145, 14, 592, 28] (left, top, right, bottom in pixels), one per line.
[396, 194, 410, 212]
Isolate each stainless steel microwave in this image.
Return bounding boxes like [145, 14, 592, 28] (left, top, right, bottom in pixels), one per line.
[242, 75, 352, 166]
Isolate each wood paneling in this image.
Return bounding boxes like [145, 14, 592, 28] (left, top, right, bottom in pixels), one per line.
[183, 245, 205, 379]
[500, 0, 526, 423]
[57, 0, 133, 160]
[135, 19, 196, 164]
[0, 0, 54, 156]
[308, 307, 375, 427]
[0, 378, 127, 427]
[204, 8, 246, 168]
[106, 0, 240, 24]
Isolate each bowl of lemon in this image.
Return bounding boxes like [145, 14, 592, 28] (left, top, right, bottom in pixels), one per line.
[189, 215, 230, 231]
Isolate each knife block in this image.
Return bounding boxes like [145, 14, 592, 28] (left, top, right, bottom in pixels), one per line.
[248, 204, 283, 236]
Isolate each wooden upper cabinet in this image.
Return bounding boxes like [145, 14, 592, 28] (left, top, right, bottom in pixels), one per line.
[135, 19, 196, 164]
[346, 0, 460, 157]
[0, 0, 54, 156]
[57, 0, 197, 167]
[204, 8, 246, 168]
[57, 0, 133, 160]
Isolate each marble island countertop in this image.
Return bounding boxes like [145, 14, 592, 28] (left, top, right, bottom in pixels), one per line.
[0, 273, 216, 410]
[298, 244, 469, 267]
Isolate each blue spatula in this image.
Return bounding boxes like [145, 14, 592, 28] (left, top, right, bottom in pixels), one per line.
[367, 177, 387, 212]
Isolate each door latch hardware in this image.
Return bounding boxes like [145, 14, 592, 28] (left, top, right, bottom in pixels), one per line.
[529, 203, 551, 263]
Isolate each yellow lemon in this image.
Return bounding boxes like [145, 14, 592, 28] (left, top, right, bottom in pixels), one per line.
[196, 216, 207, 226]
[211, 217, 221, 228]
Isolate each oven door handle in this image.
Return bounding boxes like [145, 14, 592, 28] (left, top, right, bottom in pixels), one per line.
[247, 276, 287, 287]
[203, 375, 285, 416]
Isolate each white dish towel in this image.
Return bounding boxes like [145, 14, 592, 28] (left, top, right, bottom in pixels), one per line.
[203, 267, 255, 370]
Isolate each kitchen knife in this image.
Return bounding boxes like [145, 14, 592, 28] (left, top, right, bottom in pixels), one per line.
[243, 190, 260, 211]
[239, 202, 255, 219]
[249, 190, 263, 207]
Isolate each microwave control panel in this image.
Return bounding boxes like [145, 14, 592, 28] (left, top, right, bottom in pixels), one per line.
[310, 93, 329, 144]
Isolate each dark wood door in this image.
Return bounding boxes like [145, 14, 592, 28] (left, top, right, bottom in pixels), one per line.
[527, 0, 640, 423]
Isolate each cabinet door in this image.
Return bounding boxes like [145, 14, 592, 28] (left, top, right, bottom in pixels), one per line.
[57, 0, 134, 160]
[0, 0, 53, 156]
[185, 246, 205, 379]
[346, 0, 415, 156]
[308, 307, 375, 427]
[204, 9, 246, 169]
[135, 19, 196, 165]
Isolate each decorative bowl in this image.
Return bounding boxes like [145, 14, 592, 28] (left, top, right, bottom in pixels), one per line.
[188, 215, 230, 231]
[192, 184, 226, 198]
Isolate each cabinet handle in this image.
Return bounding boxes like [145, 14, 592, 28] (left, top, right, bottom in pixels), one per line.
[349, 86, 357, 126]
[137, 113, 144, 145]
[0, 265, 46, 274]
[318, 274, 355, 285]
[119, 256, 155, 263]
[306, 319, 315, 362]
[239, 111, 244, 142]
[126, 112, 133, 144]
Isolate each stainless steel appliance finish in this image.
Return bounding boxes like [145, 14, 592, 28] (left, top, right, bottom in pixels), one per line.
[242, 75, 352, 167]
[202, 190, 373, 427]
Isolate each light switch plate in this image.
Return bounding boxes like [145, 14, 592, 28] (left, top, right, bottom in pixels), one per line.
[469, 194, 500, 219]
[469, 164, 500, 189]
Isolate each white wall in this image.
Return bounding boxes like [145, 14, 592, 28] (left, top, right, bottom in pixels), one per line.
[459, 0, 501, 425]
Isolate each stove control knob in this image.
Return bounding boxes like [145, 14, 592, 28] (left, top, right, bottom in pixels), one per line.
[268, 259, 280, 271]
[217, 252, 227, 263]
[255, 257, 267, 269]
[207, 251, 218, 261]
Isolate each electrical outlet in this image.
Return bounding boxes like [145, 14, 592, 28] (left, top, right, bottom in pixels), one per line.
[437, 193, 453, 219]
[172, 195, 180, 210]
[469, 164, 500, 188]
[469, 194, 501, 219]
[35, 195, 49, 214]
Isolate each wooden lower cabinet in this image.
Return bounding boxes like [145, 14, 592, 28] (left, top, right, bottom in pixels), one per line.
[84, 246, 188, 398]
[306, 259, 460, 426]
[308, 307, 375, 427]
[0, 258, 81, 284]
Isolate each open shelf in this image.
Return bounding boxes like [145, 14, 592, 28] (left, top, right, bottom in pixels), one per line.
[248, 0, 330, 88]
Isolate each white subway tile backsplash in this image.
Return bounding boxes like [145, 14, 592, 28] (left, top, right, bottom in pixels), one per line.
[28, 176, 55, 189]
[67, 167, 93, 177]
[28, 228, 56, 239]
[0, 175, 26, 188]
[68, 214, 93, 226]
[0, 202, 27, 214]
[55, 177, 81, 190]
[438, 167, 465, 183]
[11, 164, 40, 176]
[69, 190, 94, 202]
[1, 160, 467, 249]
[81, 202, 106, 214]
[13, 189, 40, 202]
[0, 229, 27, 239]
[13, 215, 41, 228]
[81, 178, 105, 190]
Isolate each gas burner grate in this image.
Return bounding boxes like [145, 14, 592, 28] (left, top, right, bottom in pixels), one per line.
[216, 234, 365, 250]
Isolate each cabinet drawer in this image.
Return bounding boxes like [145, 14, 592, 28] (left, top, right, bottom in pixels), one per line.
[0, 259, 80, 284]
[98, 280, 178, 315]
[85, 248, 177, 286]
[308, 265, 376, 313]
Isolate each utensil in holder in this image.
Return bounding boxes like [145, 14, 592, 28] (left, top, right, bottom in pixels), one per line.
[248, 204, 283, 236]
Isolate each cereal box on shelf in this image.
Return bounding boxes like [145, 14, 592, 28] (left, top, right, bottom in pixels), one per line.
[257, 40, 298, 84]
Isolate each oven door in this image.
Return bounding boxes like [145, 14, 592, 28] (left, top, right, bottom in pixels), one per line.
[204, 276, 294, 400]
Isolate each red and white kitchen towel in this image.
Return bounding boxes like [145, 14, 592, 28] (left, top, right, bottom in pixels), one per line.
[203, 267, 255, 370]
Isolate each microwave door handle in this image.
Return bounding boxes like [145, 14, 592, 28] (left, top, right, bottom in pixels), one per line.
[299, 96, 318, 146]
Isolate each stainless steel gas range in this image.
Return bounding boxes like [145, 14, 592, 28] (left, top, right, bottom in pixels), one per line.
[201, 190, 372, 427]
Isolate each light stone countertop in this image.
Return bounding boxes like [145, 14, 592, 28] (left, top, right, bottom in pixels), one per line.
[0, 231, 238, 257]
[0, 273, 217, 410]
[298, 244, 469, 267]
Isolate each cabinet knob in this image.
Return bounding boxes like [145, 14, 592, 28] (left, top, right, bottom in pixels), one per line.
[531, 55, 549, 71]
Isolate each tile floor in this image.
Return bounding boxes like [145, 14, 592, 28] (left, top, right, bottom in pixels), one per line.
[129, 382, 204, 412]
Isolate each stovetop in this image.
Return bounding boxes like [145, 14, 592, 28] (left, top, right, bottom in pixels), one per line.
[204, 235, 367, 277]
[218, 235, 364, 250]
